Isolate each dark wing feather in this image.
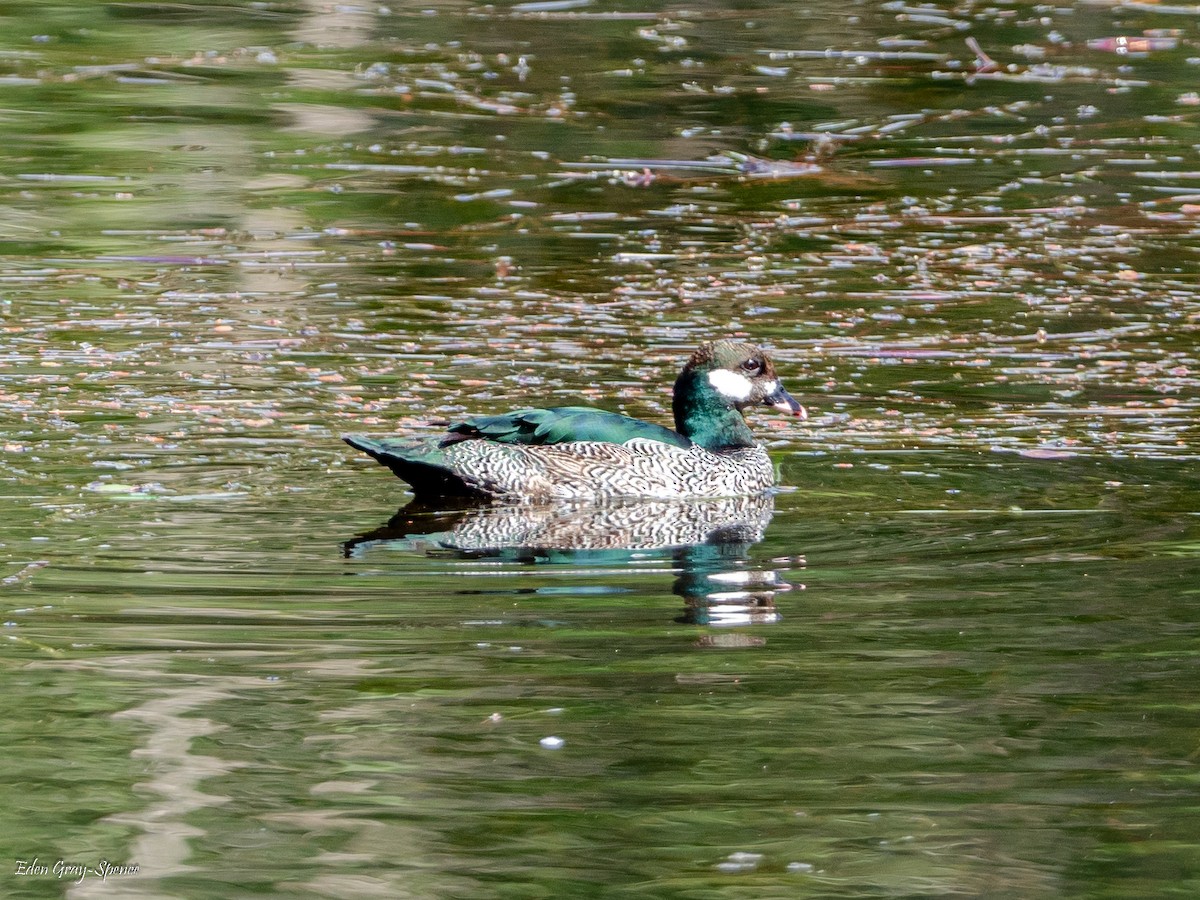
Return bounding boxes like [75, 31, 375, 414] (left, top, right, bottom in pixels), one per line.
[343, 435, 490, 498]
[443, 406, 689, 449]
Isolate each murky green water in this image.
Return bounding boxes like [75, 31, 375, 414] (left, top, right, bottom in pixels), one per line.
[2, 1, 1199, 897]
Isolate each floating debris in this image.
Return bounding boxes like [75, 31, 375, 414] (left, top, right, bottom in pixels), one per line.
[1087, 35, 1179, 53]
[512, 0, 593, 10]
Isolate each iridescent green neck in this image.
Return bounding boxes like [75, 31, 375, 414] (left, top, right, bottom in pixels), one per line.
[672, 369, 756, 451]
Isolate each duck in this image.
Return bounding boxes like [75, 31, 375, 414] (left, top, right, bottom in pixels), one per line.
[343, 339, 805, 502]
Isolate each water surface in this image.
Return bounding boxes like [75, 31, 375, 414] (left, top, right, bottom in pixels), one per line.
[2, 1, 1199, 897]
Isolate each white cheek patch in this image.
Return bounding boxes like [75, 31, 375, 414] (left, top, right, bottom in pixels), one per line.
[707, 369, 754, 401]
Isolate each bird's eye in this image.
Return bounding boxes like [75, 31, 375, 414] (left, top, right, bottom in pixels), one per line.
[740, 358, 762, 374]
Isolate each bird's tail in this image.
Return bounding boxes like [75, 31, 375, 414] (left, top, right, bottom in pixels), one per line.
[343, 435, 487, 498]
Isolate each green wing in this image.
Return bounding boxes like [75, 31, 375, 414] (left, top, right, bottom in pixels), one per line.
[444, 406, 690, 449]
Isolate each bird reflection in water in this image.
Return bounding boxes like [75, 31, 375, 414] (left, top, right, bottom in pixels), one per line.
[343, 495, 798, 632]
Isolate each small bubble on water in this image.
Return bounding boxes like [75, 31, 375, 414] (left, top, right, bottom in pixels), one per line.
[539, 736, 564, 749]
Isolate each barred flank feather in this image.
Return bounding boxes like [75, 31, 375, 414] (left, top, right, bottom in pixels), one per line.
[345, 434, 776, 501]
[448, 438, 775, 501]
